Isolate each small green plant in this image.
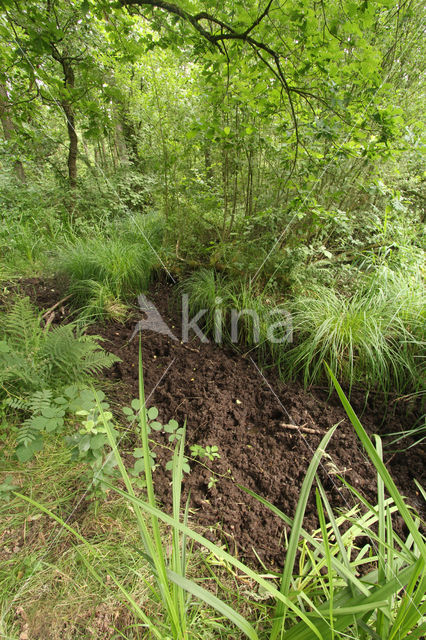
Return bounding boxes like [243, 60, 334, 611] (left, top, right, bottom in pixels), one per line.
[190, 444, 220, 461]
[66, 387, 118, 491]
[123, 401, 188, 473]
[8, 390, 67, 462]
[164, 418, 185, 443]
[207, 475, 219, 490]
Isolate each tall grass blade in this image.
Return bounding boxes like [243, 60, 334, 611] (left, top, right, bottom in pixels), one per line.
[270, 424, 337, 640]
[325, 363, 426, 557]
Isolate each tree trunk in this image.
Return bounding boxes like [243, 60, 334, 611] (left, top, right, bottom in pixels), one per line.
[114, 121, 129, 165]
[51, 47, 78, 188]
[62, 98, 78, 188]
[204, 143, 213, 182]
[0, 79, 26, 182]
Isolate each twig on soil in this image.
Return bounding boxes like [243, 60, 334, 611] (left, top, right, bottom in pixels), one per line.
[279, 422, 322, 435]
[43, 311, 55, 332]
[41, 294, 71, 319]
[179, 342, 200, 353]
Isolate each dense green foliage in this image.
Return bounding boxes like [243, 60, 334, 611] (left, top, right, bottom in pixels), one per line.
[1, 0, 424, 393]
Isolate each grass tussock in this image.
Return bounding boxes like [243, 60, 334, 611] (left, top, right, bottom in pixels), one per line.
[57, 228, 161, 321]
[180, 267, 424, 395]
[283, 271, 424, 394]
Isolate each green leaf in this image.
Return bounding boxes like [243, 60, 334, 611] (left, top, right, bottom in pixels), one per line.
[78, 435, 91, 453]
[90, 434, 106, 449]
[132, 458, 145, 475]
[42, 407, 64, 419]
[147, 407, 159, 420]
[16, 438, 43, 462]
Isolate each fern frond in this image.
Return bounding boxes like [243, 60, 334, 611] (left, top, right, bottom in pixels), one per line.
[16, 416, 40, 447]
[5, 395, 30, 411]
[0, 297, 42, 356]
[1, 299, 119, 398]
[28, 390, 54, 414]
[42, 324, 119, 383]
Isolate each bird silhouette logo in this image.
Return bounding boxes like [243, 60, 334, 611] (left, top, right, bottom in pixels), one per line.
[130, 294, 178, 341]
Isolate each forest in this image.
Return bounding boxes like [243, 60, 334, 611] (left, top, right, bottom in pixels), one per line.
[0, 0, 425, 638]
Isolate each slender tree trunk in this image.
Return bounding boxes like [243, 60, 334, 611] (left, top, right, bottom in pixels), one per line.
[0, 80, 26, 182]
[114, 121, 129, 165]
[121, 114, 140, 167]
[222, 148, 229, 238]
[99, 139, 108, 170]
[51, 47, 78, 189]
[62, 98, 78, 188]
[204, 143, 213, 182]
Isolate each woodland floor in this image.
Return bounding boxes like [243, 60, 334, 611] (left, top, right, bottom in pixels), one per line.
[3, 276, 425, 569]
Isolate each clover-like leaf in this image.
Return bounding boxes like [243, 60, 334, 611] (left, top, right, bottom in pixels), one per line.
[147, 407, 159, 420]
[131, 458, 145, 476]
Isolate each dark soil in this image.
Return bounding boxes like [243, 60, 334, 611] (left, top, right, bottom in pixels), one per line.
[3, 276, 425, 569]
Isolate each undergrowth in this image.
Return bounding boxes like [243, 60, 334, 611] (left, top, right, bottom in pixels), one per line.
[0, 297, 119, 398]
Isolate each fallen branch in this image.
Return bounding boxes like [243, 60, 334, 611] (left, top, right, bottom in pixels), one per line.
[280, 422, 322, 435]
[41, 294, 71, 319]
[43, 311, 55, 332]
